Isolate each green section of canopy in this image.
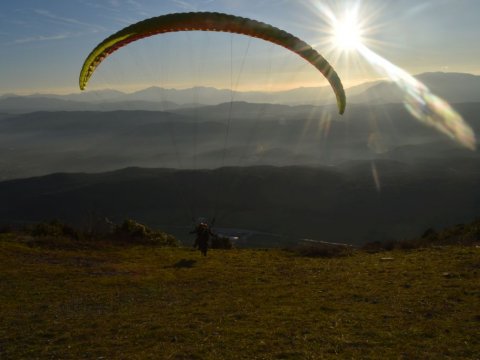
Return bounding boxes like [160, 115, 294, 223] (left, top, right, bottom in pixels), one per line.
[79, 12, 346, 114]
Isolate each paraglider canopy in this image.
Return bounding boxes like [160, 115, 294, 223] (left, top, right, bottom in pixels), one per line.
[79, 12, 346, 114]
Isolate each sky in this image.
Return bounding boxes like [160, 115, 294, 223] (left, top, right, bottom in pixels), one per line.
[1, 0, 480, 95]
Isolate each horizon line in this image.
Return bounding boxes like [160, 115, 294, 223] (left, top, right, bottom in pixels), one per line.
[2, 71, 478, 97]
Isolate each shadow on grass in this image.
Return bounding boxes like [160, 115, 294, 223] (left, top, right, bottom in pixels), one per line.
[167, 259, 197, 269]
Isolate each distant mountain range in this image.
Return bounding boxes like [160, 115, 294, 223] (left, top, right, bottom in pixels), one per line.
[1, 72, 479, 113]
[349, 72, 480, 104]
[1, 101, 479, 181]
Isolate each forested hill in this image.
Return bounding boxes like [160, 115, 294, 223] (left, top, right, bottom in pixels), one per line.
[2, 161, 480, 246]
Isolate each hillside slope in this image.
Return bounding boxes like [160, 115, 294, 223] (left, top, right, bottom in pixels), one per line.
[1, 236, 478, 359]
[2, 162, 480, 246]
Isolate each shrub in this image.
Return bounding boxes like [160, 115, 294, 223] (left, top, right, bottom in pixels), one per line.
[422, 227, 437, 239]
[361, 219, 480, 252]
[31, 220, 79, 240]
[211, 235, 233, 249]
[113, 219, 178, 247]
[0, 224, 14, 234]
[295, 243, 353, 258]
[362, 240, 386, 253]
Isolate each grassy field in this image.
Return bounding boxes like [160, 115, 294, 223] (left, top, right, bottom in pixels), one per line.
[1, 235, 479, 359]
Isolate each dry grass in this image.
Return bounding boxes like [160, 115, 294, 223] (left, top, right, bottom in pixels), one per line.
[1, 234, 479, 359]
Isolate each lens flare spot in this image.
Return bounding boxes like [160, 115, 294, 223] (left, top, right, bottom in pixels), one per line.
[371, 161, 381, 192]
[357, 43, 476, 150]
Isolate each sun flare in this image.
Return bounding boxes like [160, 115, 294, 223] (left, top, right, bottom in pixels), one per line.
[312, 0, 476, 150]
[332, 13, 364, 51]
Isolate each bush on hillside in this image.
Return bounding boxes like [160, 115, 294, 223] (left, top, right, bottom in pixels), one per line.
[30, 220, 79, 240]
[113, 219, 178, 247]
[362, 219, 480, 251]
[0, 224, 14, 234]
[211, 235, 233, 249]
[294, 243, 353, 258]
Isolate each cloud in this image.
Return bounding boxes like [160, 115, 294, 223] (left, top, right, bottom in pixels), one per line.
[124, 0, 150, 17]
[172, 0, 195, 10]
[404, 3, 433, 17]
[5, 19, 29, 26]
[12, 33, 71, 44]
[80, 0, 148, 16]
[3, 9, 106, 45]
[34, 9, 105, 31]
[3, 9, 107, 46]
[77, 0, 121, 12]
[109, 0, 121, 7]
[20, 8, 107, 43]
[172, 0, 215, 11]
[125, 0, 144, 9]
[78, 0, 149, 22]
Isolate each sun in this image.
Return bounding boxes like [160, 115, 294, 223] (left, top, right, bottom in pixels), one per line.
[332, 12, 364, 51]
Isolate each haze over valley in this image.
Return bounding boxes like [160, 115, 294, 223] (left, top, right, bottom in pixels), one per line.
[1, 72, 479, 180]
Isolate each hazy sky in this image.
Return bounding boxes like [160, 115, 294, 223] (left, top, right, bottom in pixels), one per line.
[1, 0, 479, 95]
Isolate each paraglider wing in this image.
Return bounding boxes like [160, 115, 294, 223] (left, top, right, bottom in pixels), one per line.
[79, 12, 346, 114]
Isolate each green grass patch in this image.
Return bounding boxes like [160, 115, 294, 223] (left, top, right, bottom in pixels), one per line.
[1, 234, 479, 359]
